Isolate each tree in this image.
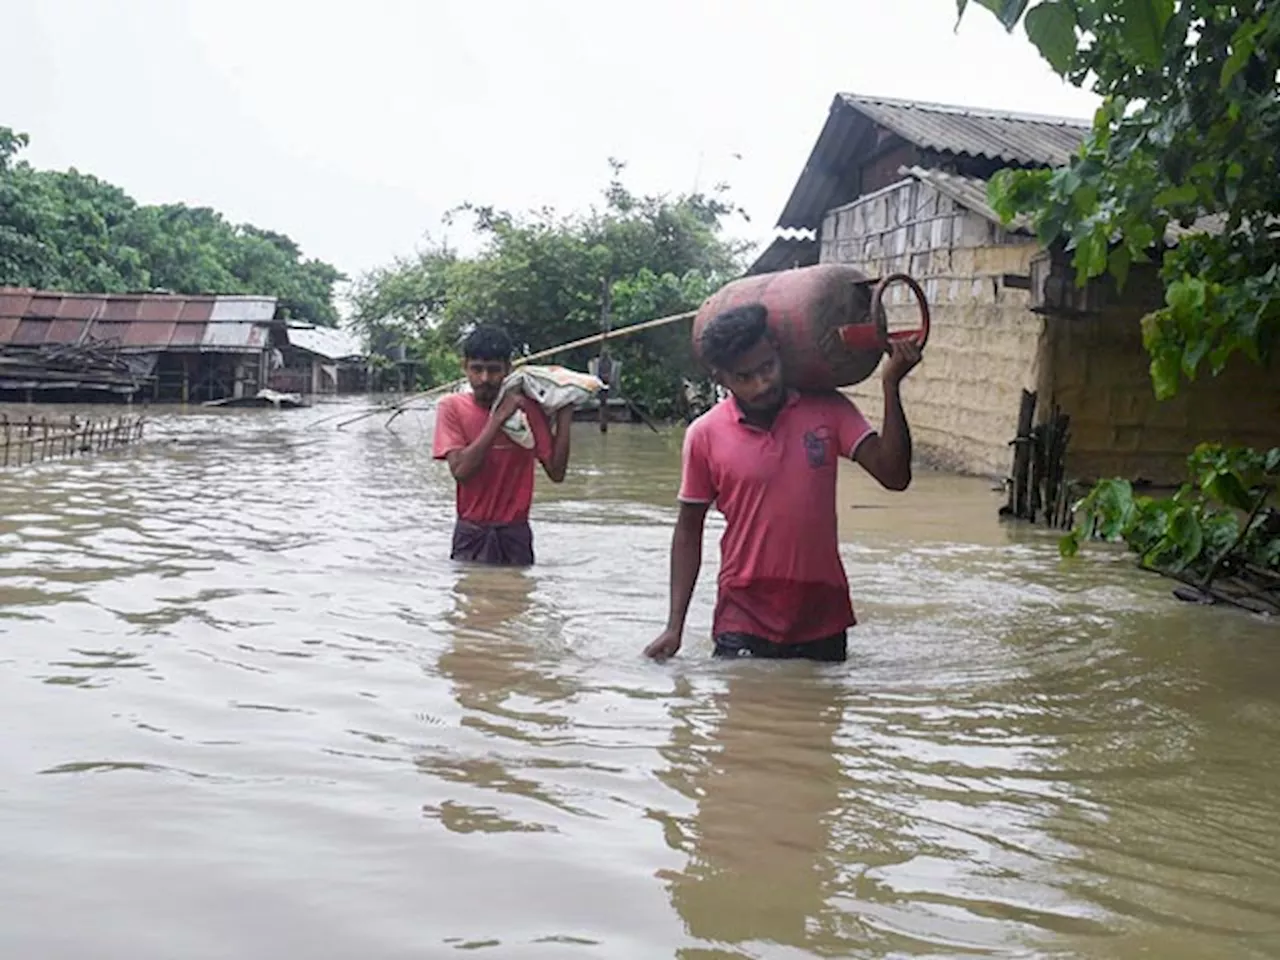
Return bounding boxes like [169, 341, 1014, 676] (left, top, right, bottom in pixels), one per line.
[959, 1, 1280, 606]
[349, 160, 750, 415]
[960, 0, 1280, 400]
[0, 127, 345, 325]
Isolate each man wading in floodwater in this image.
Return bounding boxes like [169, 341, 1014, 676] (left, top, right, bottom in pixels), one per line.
[644, 303, 920, 663]
[433, 325, 573, 565]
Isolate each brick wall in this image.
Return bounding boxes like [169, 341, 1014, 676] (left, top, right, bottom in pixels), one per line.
[820, 178, 1044, 478]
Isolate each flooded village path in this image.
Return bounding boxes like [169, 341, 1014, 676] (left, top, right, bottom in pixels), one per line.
[2, 399, 1279, 959]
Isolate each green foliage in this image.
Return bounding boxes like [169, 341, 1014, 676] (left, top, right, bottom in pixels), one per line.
[956, 0, 1032, 30]
[1060, 444, 1280, 584]
[964, 0, 1280, 401]
[0, 127, 344, 325]
[606, 268, 723, 419]
[349, 159, 749, 411]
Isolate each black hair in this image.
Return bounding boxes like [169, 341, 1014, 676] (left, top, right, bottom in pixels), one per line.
[698, 303, 771, 371]
[461, 324, 513, 362]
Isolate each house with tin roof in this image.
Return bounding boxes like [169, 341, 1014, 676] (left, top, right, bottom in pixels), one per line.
[753, 94, 1280, 496]
[269, 322, 368, 396]
[0, 287, 287, 403]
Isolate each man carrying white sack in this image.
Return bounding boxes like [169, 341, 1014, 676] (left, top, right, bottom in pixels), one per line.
[431, 324, 601, 566]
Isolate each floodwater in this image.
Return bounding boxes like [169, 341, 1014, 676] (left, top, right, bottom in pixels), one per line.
[2, 398, 1279, 960]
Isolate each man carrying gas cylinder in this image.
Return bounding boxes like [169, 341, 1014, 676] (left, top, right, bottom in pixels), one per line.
[644, 302, 920, 663]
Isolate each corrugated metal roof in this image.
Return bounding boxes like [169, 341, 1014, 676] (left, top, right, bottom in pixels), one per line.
[0, 288, 279, 352]
[774, 93, 1091, 233]
[210, 297, 277, 323]
[201, 320, 270, 352]
[843, 95, 1090, 167]
[1165, 213, 1227, 242]
[745, 236, 819, 276]
[285, 324, 365, 360]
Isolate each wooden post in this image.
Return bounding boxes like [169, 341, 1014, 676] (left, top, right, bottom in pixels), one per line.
[1043, 406, 1068, 529]
[1009, 390, 1037, 520]
[41, 418, 50, 462]
[2, 414, 9, 468]
[599, 276, 612, 434]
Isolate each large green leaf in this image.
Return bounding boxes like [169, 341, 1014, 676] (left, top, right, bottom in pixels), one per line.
[1119, 0, 1175, 69]
[1168, 509, 1205, 567]
[1024, 2, 1079, 75]
[1220, 19, 1261, 90]
[1059, 530, 1082, 558]
[1149, 349, 1181, 401]
[1108, 244, 1132, 291]
[1205, 472, 1253, 512]
[1153, 183, 1198, 208]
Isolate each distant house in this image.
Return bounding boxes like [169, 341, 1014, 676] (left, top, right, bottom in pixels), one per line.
[269, 323, 368, 396]
[0, 287, 285, 403]
[753, 94, 1280, 486]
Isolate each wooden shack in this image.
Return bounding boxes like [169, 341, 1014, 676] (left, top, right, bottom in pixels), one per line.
[267, 323, 368, 396]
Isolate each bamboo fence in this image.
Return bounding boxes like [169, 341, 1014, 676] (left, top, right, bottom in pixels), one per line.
[0, 413, 146, 468]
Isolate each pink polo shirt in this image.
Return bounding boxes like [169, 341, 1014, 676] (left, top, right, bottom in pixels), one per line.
[432, 393, 553, 524]
[679, 391, 874, 644]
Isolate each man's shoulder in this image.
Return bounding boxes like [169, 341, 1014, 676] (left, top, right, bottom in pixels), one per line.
[439, 391, 485, 417]
[681, 401, 728, 453]
[794, 390, 858, 412]
[687, 396, 735, 434]
[788, 390, 863, 424]
[437, 392, 465, 411]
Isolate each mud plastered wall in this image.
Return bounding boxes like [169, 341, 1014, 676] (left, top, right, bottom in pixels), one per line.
[1046, 310, 1280, 485]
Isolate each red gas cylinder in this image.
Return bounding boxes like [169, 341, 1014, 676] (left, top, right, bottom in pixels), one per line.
[691, 263, 930, 392]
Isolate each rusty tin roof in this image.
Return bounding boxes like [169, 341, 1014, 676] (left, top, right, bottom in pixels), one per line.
[0, 289, 280, 353]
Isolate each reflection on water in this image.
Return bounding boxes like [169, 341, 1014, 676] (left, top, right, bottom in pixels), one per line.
[1, 398, 1280, 959]
[657, 667, 848, 954]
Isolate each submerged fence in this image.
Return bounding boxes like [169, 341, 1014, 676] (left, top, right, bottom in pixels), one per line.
[1, 413, 145, 468]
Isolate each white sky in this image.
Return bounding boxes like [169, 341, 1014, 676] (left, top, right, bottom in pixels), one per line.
[4, 0, 1099, 315]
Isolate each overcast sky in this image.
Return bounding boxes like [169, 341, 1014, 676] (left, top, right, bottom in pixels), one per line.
[4, 0, 1098, 313]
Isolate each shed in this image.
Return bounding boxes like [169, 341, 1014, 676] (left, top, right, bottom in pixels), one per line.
[268, 323, 368, 396]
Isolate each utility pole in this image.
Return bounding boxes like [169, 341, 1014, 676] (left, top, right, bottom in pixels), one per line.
[598, 276, 613, 434]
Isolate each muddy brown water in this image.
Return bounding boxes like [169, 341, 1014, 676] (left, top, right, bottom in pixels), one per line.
[2, 399, 1279, 959]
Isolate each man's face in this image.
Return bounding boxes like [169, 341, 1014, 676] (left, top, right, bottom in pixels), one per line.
[463, 357, 510, 406]
[717, 337, 784, 417]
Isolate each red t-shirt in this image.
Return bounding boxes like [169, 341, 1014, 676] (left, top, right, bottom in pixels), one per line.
[678, 390, 874, 644]
[432, 392, 554, 524]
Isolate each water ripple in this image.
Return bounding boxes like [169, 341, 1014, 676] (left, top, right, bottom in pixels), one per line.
[1, 401, 1279, 958]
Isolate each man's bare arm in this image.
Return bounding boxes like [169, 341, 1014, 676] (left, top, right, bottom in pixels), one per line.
[540, 406, 574, 483]
[853, 383, 911, 491]
[854, 341, 919, 491]
[644, 501, 710, 660]
[446, 392, 521, 482]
